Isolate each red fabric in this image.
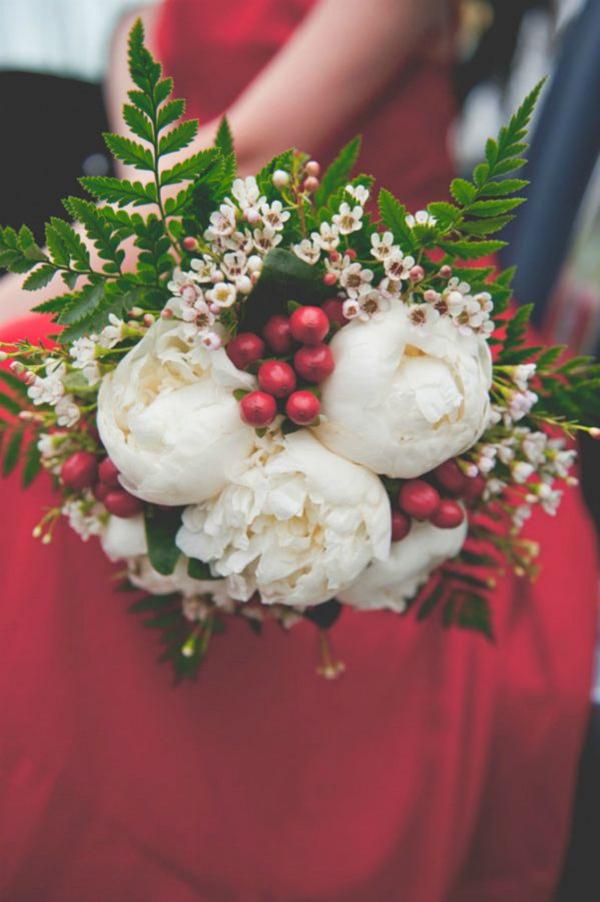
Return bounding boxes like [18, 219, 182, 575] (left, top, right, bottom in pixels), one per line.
[1, 3, 598, 899]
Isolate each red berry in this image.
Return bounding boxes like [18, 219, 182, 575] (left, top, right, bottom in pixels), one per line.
[323, 272, 337, 286]
[463, 474, 486, 501]
[94, 482, 109, 502]
[430, 499, 465, 529]
[98, 457, 120, 488]
[398, 480, 440, 520]
[286, 391, 321, 425]
[258, 360, 297, 398]
[226, 332, 265, 370]
[322, 298, 348, 327]
[294, 344, 335, 383]
[103, 489, 144, 518]
[240, 391, 277, 427]
[289, 306, 330, 345]
[182, 236, 197, 251]
[391, 509, 412, 542]
[432, 459, 467, 496]
[262, 316, 293, 354]
[60, 452, 98, 491]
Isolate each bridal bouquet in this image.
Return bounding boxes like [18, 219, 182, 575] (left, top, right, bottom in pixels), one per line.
[1, 23, 598, 678]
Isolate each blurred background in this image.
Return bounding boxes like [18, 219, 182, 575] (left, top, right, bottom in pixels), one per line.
[0, 0, 598, 896]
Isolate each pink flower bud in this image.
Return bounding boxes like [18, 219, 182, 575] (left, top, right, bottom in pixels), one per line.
[143, 314, 155, 327]
[423, 289, 440, 303]
[409, 265, 425, 283]
[161, 308, 174, 319]
[303, 176, 319, 193]
[182, 236, 197, 251]
[244, 209, 261, 225]
[305, 160, 321, 177]
[439, 265, 452, 278]
[323, 272, 337, 286]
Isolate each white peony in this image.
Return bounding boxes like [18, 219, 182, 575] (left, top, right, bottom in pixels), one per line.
[315, 300, 492, 478]
[97, 319, 256, 506]
[338, 512, 468, 612]
[176, 431, 391, 609]
[100, 512, 230, 602]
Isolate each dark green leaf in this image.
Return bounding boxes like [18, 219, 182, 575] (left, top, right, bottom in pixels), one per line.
[160, 148, 219, 186]
[158, 120, 198, 156]
[23, 264, 57, 290]
[450, 178, 477, 205]
[2, 428, 23, 476]
[103, 133, 154, 171]
[80, 176, 158, 208]
[215, 116, 235, 157]
[314, 136, 361, 207]
[123, 103, 154, 142]
[157, 98, 185, 132]
[144, 505, 183, 575]
[22, 437, 42, 487]
[377, 188, 415, 250]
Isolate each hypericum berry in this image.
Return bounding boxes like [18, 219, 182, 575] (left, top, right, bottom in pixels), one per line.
[398, 480, 440, 520]
[391, 509, 412, 542]
[60, 452, 98, 491]
[289, 306, 330, 345]
[226, 332, 266, 370]
[258, 360, 297, 398]
[463, 473, 486, 501]
[322, 298, 348, 327]
[98, 457, 120, 488]
[432, 459, 467, 496]
[103, 489, 144, 518]
[430, 499, 465, 529]
[262, 315, 293, 354]
[182, 236, 197, 251]
[286, 390, 320, 425]
[294, 344, 335, 383]
[93, 482, 109, 502]
[240, 391, 277, 427]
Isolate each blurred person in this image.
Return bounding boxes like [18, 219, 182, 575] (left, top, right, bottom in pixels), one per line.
[0, 2, 597, 901]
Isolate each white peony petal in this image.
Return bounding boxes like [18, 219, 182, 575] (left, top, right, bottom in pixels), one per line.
[97, 319, 256, 506]
[338, 512, 467, 612]
[315, 300, 492, 478]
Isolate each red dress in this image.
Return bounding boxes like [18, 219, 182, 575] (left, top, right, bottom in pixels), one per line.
[1, 3, 597, 900]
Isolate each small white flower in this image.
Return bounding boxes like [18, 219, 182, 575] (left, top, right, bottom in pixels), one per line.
[484, 477, 507, 499]
[405, 210, 437, 228]
[370, 231, 396, 261]
[200, 331, 223, 351]
[27, 360, 66, 406]
[231, 176, 263, 213]
[508, 389, 538, 421]
[272, 169, 290, 189]
[192, 301, 216, 331]
[55, 394, 80, 427]
[339, 262, 373, 297]
[98, 314, 125, 348]
[292, 239, 321, 265]
[384, 249, 414, 282]
[342, 298, 361, 320]
[346, 183, 370, 205]
[513, 504, 532, 529]
[477, 444, 497, 474]
[69, 337, 100, 385]
[513, 363, 537, 391]
[253, 225, 282, 254]
[206, 282, 237, 308]
[522, 431, 547, 465]
[406, 303, 440, 328]
[221, 251, 248, 281]
[190, 257, 216, 282]
[511, 460, 535, 483]
[538, 483, 562, 515]
[260, 200, 290, 232]
[63, 492, 104, 541]
[332, 202, 364, 235]
[357, 287, 390, 320]
[311, 221, 340, 252]
[209, 204, 237, 237]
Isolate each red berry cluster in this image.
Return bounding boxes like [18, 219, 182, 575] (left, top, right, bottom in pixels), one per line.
[60, 452, 143, 518]
[390, 459, 485, 543]
[227, 304, 343, 429]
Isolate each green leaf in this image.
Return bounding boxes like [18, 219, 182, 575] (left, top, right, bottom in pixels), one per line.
[438, 239, 507, 259]
[22, 437, 42, 487]
[48, 218, 91, 269]
[144, 505, 183, 576]
[243, 248, 329, 330]
[123, 103, 154, 142]
[103, 133, 154, 171]
[157, 98, 185, 132]
[314, 136, 361, 207]
[2, 428, 23, 476]
[468, 198, 525, 217]
[17, 225, 46, 262]
[188, 558, 218, 580]
[450, 178, 477, 205]
[23, 264, 57, 290]
[461, 216, 513, 236]
[416, 584, 444, 620]
[215, 116, 235, 158]
[158, 120, 198, 156]
[80, 176, 158, 208]
[160, 148, 219, 186]
[154, 77, 173, 107]
[127, 17, 161, 94]
[479, 178, 528, 197]
[377, 188, 415, 250]
[0, 370, 28, 396]
[0, 390, 22, 416]
[63, 197, 123, 272]
[57, 282, 105, 326]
